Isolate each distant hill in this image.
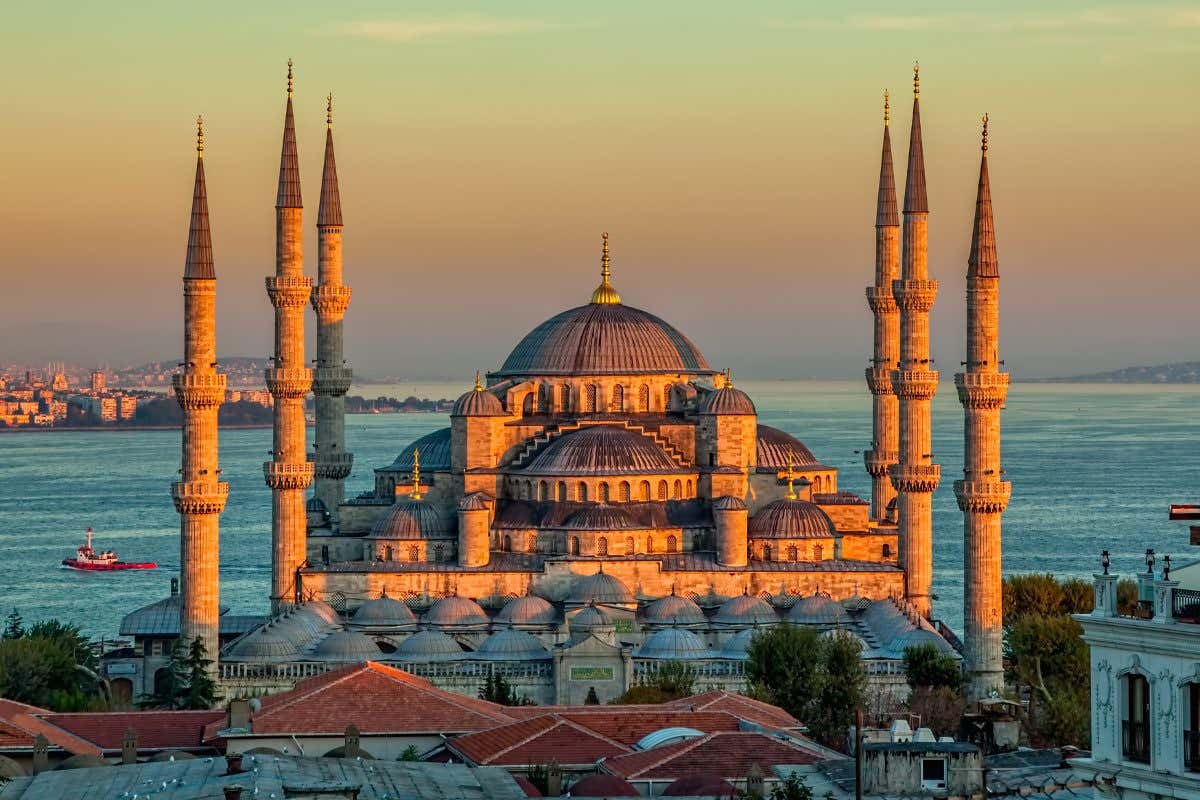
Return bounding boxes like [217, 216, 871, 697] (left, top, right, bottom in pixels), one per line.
[1033, 362, 1200, 384]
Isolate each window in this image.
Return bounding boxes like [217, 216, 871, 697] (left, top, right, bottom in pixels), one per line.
[672, 479, 682, 500]
[882, 543, 892, 558]
[639, 384, 650, 412]
[657, 480, 668, 501]
[503, 535, 512, 552]
[522, 393, 534, 416]
[611, 384, 624, 412]
[686, 480, 693, 495]
[625, 536, 635, 555]
[663, 385, 672, 410]
[557, 481, 567, 502]
[385, 546, 394, 562]
[599, 482, 610, 503]
[584, 384, 598, 412]
[560, 384, 571, 411]
[814, 544, 824, 560]
[1123, 673, 1151, 763]
[762, 544, 772, 561]
[646, 535, 654, 553]
[408, 545, 419, 562]
[527, 533, 538, 553]
[639, 481, 651, 502]
[619, 481, 631, 502]
[667, 535, 678, 553]
[1186, 683, 1200, 772]
[571, 537, 581, 556]
[320, 545, 330, 564]
[539, 481, 549, 502]
[920, 759, 947, 791]
[597, 537, 609, 556]
[434, 544, 445, 563]
[538, 384, 550, 412]
[788, 545, 798, 562]
[578, 482, 588, 502]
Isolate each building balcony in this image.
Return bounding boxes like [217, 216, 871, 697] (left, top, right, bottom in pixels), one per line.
[1122, 720, 1151, 764]
[864, 286, 898, 313]
[265, 367, 313, 399]
[312, 367, 353, 396]
[263, 461, 315, 490]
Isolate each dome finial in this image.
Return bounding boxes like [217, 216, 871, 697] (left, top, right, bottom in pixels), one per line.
[981, 113, 989, 153]
[287, 59, 294, 98]
[590, 231, 621, 304]
[726, 368, 734, 388]
[913, 61, 920, 98]
[474, 370, 483, 392]
[410, 448, 423, 500]
[326, 93, 333, 129]
[196, 115, 204, 158]
[785, 454, 797, 501]
[884, 90, 890, 126]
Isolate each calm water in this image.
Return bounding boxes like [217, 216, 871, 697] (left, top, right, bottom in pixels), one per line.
[0, 380, 1196, 638]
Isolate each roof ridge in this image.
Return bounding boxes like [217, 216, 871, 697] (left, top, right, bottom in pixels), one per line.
[482, 715, 565, 763]
[556, 715, 636, 752]
[622, 732, 716, 777]
[372, 663, 514, 723]
[255, 663, 367, 718]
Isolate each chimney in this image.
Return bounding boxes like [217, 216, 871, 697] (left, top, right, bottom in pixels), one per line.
[746, 763, 765, 799]
[121, 726, 138, 764]
[32, 734, 48, 774]
[223, 786, 244, 800]
[225, 753, 244, 775]
[344, 724, 360, 759]
[546, 762, 562, 798]
[170, 577, 179, 596]
[228, 698, 251, 730]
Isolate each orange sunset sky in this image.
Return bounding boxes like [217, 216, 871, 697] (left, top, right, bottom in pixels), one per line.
[0, 1, 1195, 379]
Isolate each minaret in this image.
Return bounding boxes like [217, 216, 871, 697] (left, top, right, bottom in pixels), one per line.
[889, 64, 940, 617]
[955, 115, 1010, 700]
[310, 93, 354, 520]
[264, 61, 314, 612]
[172, 116, 228, 661]
[865, 91, 901, 522]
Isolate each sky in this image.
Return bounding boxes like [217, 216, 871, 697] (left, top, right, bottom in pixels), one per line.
[0, 1, 1196, 380]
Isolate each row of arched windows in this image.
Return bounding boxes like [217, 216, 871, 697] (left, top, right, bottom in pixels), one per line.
[808, 474, 833, 493]
[516, 478, 694, 503]
[518, 382, 680, 416]
[497, 533, 681, 556]
[377, 543, 448, 563]
[757, 543, 824, 562]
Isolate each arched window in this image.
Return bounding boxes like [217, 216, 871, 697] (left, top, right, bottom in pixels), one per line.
[434, 544, 445, 563]
[577, 482, 588, 502]
[1123, 673, 1151, 763]
[557, 481, 567, 502]
[639, 384, 650, 412]
[522, 393, 534, 416]
[672, 479, 682, 499]
[639, 481, 651, 501]
[686, 480, 693, 496]
[571, 536, 581, 556]
[385, 545, 394, 562]
[814, 544, 824, 560]
[657, 480, 668, 501]
[663, 385, 673, 410]
[619, 481, 631, 502]
[538, 384, 550, 413]
[585, 384, 598, 412]
[560, 384, 571, 411]
[625, 536, 635, 555]
[882, 543, 892, 558]
[597, 537, 609, 556]
[599, 482, 610, 503]
[527, 533, 538, 553]
[646, 535, 654, 553]
[763, 544, 772, 562]
[408, 545, 420, 562]
[787, 545, 798, 562]
[611, 384, 624, 412]
[503, 534, 512, 552]
[667, 535, 678, 553]
[538, 481, 549, 502]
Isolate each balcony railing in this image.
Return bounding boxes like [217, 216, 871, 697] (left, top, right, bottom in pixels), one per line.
[1185, 730, 1200, 772]
[1173, 588, 1200, 623]
[1122, 720, 1151, 764]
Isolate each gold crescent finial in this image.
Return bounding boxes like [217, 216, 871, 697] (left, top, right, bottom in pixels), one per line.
[474, 370, 483, 392]
[590, 231, 621, 304]
[287, 59, 294, 98]
[726, 368, 734, 388]
[327, 93, 333, 128]
[913, 61, 920, 98]
[196, 115, 204, 157]
[410, 448, 423, 500]
[785, 453, 797, 501]
[884, 90, 890, 126]
[981, 113, 989, 153]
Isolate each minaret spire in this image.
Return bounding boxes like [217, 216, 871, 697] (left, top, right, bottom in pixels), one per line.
[903, 63, 928, 215]
[956, 114, 1010, 700]
[276, 59, 303, 209]
[590, 231, 621, 304]
[184, 116, 215, 280]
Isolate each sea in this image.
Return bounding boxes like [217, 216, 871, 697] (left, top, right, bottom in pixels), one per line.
[0, 380, 1197, 639]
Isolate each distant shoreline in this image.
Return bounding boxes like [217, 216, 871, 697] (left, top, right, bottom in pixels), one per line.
[0, 410, 447, 434]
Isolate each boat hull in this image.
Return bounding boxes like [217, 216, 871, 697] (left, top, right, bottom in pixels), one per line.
[62, 559, 157, 571]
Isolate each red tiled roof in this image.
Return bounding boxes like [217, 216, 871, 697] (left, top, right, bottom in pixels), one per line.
[0, 698, 50, 720]
[212, 662, 515, 739]
[38, 710, 224, 752]
[0, 719, 36, 749]
[448, 715, 630, 767]
[602, 731, 827, 780]
[0, 707, 101, 757]
[663, 690, 801, 730]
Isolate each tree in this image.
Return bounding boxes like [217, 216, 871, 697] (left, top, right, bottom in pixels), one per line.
[584, 686, 600, 705]
[140, 640, 189, 710]
[903, 643, 963, 691]
[809, 632, 866, 748]
[0, 616, 101, 710]
[769, 771, 814, 800]
[610, 661, 697, 705]
[478, 670, 533, 706]
[906, 686, 966, 737]
[183, 638, 219, 709]
[398, 745, 420, 761]
[2, 610, 23, 640]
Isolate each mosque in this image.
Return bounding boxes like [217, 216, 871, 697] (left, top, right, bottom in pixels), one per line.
[105, 63, 1009, 708]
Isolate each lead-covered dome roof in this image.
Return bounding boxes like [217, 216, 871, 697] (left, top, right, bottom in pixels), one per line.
[714, 593, 778, 625]
[476, 628, 552, 661]
[395, 629, 465, 660]
[787, 593, 847, 625]
[494, 303, 712, 378]
[423, 595, 489, 628]
[569, 571, 635, 605]
[312, 630, 382, 661]
[369, 500, 452, 540]
[382, 428, 452, 472]
[699, 386, 756, 415]
[636, 628, 711, 660]
[496, 595, 558, 627]
[749, 499, 836, 539]
[563, 504, 639, 531]
[452, 387, 506, 417]
[756, 425, 820, 470]
[352, 594, 418, 627]
[525, 426, 679, 475]
[642, 593, 706, 625]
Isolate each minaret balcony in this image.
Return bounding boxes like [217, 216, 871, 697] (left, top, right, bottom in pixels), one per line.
[953, 479, 1011, 513]
[865, 286, 898, 313]
[889, 463, 941, 493]
[891, 370, 939, 400]
[892, 279, 938, 312]
[263, 461, 315, 490]
[864, 449, 899, 477]
[309, 451, 354, 480]
[172, 372, 227, 409]
[265, 276, 313, 309]
[265, 367, 313, 399]
[312, 285, 352, 319]
[312, 367, 353, 396]
[171, 480, 229, 515]
[865, 366, 896, 395]
[954, 372, 1009, 409]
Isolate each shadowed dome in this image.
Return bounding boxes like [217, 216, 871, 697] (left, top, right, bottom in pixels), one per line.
[226, 629, 300, 662]
[787, 593, 848, 625]
[494, 303, 712, 377]
[636, 627, 711, 660]
[496, 595, 558, 627]
[563, 504, 639, 530]
[750, 499, 836, 539]
[352, 594, 417, 627]
[452, 387, 506, 417]
[712, 495, 747, 511]
[720, 627, 758, 657]
[312, 630, 382, 661]
[525, 426, 679, 475]
[395, 629, 466, 660]
[569, 571, 634, 605]
[56, 755, 110, 771]
[663, 776, 737, 797]
[476, 628, 551, 660]
[756, 425, 820, 470]
[699, 385, 756, 415]
[369, 500, 452, 540]
[570, 603, 614, 632]
[642, 593, 706, 625]
[423, 595, 489, 628]
[714, 593, 778, 625]
[383, 428, 452, 472]
[570, 774, 640, 798]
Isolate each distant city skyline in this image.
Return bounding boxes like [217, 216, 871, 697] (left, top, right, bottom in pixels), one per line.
[0, 1, 1195, 379]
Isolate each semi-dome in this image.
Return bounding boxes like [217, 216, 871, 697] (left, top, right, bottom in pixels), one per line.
[563, 504, 639, 531]
[312, 630, 382, 661]
[369, 500, 452, 540]
[452, 386, 506, 417]
[712, 495, 747, 511]
[756, 425, 820, 470]
[636, 627, 711, 660]
[494, 302, 712, 378]
[570, 603, 614, 632]
[569, 571, 634, 605]
[352, 594, 417, 627]
[698, 385, 756, 415]
[749, 499, 836, 539]
[304, 600, 342, 625]
[458, 492, 491, 512]
[714, 593, 778, 626]
[720, 627, 758, 657]
[476, 628, 551, 660]
[525, 426, 679, 475]
[382, 428, 453, 472]
[226, 629, 300, 662]
[395, 629, 466, 660]
[423, 595, 489, 628]
[496, 595, 558, 627]
[642, 593, 705, 625]
[787, 593, 847, 625]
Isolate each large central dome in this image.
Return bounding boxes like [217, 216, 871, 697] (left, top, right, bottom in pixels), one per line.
[495, 303, 712, 377]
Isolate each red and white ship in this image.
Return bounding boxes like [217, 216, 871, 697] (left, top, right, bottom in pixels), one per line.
[62, 528, 156, 571]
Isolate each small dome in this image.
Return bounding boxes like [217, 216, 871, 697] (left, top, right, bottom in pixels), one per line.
[149, 750, 197, 762]
[476, 628, 551, 660]
[304, 600, 342, 625]
[369, 500, 452, 540]
[663, 776, 737, 797]
[227, 629, 300, 661]
[642, 593, 705, 625]
[395, 629, 466, 660]
[570, 603, 614, 632]
[423, 595, 489, 628]
[352, 594, 417, 627]
[569, 571, 634, 605]
[699, 385, 756, 415]
[636, 628, 711, 660]
[787, 593, 847, 625]
[714, 594, 778, 626]
[720, 627, 758, 657]
[749, 499, 836, 539]
[312, 630, 382, 662]
[712, 495, 747, 512]
[888, 629, 958, 659]
[569, 774, 640, 798]
[563, 504, 639, 531]
[55, 755, 110, 771]
[452, 386, 506, 417]
[383, 428, 454, 471]
[458, 491, 491, 512]
[756, 425, 820, 469]
[496, 595, 558, 627]
[526, 426, 679, 475]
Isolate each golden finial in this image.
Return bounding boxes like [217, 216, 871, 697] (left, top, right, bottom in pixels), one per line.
[590, 231, 621, 305]
[410, 448, 423, 500]
[785, 454, 797, 501]
[287, 59, 294, 98]
[913, 61, 920, 98]
[474, 370, 483, 392]
[981, 113, 989, 153]
[726, 368, 734, 388]
[883, 90, 890, 126]
[327, 93, 333, 129]
[196, 115, 204, 158]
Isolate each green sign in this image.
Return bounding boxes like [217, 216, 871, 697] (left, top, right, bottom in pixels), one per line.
[570, 666, 615, 682]
[614, 619, 635, 633]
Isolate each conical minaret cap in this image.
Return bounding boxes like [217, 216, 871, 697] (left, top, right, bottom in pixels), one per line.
[902, 64, 928, 215]
[318, 93, 343, 227]
[185, 116, 215, 280]
[276, 60, 303, 209]
[876, 91, 899, 227]
[968, 115, 998, 278]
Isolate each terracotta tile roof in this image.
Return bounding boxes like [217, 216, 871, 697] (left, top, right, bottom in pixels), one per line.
[211, 662, 514, 740]
[38, 710, 224, 752]
[0, 706, 101, 756]
[0, 718, 36, 749]
[602, 731, 828, 779]
[663, 691, 801, 730]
